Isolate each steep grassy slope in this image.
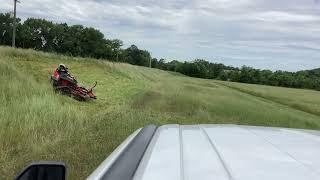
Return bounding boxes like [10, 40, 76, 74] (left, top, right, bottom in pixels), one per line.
[1, 47, 320, 179]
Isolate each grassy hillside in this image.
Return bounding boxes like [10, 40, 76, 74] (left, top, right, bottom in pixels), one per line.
[1, 47, 320, 179]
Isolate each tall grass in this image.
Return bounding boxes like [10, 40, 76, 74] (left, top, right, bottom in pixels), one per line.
[1, 47, 320, 179]
[0, 59, 90, 179]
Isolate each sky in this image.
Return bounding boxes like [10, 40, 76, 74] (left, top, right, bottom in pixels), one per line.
[1, 0, 320, 71]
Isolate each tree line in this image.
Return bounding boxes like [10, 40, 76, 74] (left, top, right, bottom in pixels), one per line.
[1, 12, 319, 90]
[152, 59, 320, 90]
[0, 12, 151, 66]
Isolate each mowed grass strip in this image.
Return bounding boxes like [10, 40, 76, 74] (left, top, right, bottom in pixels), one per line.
[216, 80, 320, 116]
[0, 46, 320, 179]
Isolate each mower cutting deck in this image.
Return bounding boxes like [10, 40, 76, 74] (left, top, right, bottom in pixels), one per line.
[51, 69, 97, 101]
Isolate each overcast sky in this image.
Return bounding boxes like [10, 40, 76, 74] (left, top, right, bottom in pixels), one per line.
[1, 0, 320, 71]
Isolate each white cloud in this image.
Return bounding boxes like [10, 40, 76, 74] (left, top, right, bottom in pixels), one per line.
[196, 0, 252, 9]
[253, 11, 319, 22]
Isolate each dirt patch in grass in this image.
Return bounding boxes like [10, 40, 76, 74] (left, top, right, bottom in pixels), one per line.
[159, 94, 208, 115]
[131, 91, 162, 109]
[132, 90, 208, 115]
[183, 83, 218, 94]
[184, 85, 201, 92]
[184, 82, 218, 90]
[200, 82, 219, 88]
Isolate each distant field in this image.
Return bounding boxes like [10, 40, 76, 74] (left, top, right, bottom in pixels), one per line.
[1, 47, 320, 179]
[216, 81, 320, 116]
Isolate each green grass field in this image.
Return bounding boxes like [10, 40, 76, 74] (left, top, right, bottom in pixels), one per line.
[1, 46, 320, 179]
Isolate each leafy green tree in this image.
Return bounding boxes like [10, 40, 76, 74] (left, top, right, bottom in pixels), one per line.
[166, 60, 181, 71]
[0, 13, 21, 46]
[60, 25, 83, 56]
[106, 39, 123, 61]
[218, 71, 229, 81]
[21, 18, 55, 51]
[124, 45, 151, 66]
[156, 58, 166, 70]
[50, 23, 68, 53]
[151, 58, 158, 68]
[78, 27, 106, 58]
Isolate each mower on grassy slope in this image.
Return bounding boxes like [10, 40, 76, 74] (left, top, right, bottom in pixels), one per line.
[51, 64, 97, 101]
